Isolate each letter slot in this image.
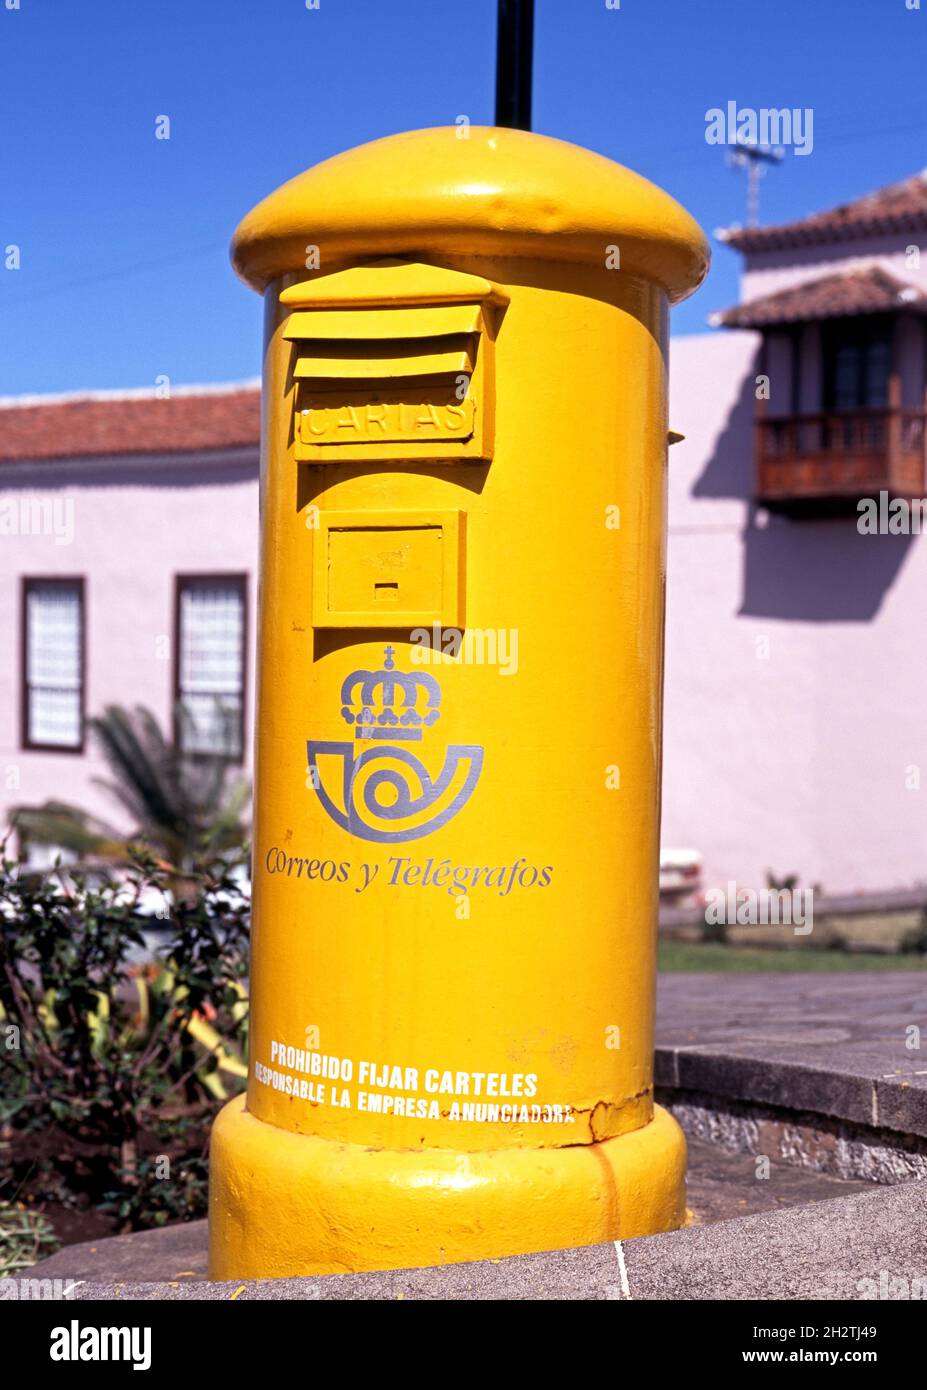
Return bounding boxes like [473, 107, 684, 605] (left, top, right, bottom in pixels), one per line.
[280, 263, 506, 463]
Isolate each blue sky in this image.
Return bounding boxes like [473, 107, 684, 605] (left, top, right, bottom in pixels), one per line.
[2, 0, 926, 395]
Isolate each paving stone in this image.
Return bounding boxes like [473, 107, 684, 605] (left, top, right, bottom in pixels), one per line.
[623, 1180, 927, 1301]
[684, 1135, 874, 1225]
[19, 1221, 209, 1283]
[656, 973, 927, 1137]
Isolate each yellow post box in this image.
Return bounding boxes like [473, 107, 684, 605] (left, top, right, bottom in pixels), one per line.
[209, 126, 708, 1278]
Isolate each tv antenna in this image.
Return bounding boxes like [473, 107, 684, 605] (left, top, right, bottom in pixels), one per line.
[728, 143, 783, 227]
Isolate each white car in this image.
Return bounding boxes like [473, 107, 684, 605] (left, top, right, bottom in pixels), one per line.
[659, 849, 702, 900]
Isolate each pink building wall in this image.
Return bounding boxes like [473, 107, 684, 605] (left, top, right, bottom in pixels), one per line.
[2, 326, 926, 896]
[0, 450, 259, 836]
[663, 329, 927, 895]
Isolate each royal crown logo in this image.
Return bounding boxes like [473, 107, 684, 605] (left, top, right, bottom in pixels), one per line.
[339, 644, 441, 742]
[307, 645, 483, 843]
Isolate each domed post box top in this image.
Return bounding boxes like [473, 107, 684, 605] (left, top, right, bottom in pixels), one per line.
[231, 125, 709, 300]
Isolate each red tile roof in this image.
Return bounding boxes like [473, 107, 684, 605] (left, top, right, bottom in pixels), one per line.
[0, 386, 260, 463]
[712, 266, 927, 329]
[720, 170, 927, 253]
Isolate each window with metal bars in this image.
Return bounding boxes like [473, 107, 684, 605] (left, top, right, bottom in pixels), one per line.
[174, 575, 247, 760]
[22, 578, 85, 752]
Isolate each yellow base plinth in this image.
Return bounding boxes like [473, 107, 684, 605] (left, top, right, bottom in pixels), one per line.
[208, 1096, 687, 1278]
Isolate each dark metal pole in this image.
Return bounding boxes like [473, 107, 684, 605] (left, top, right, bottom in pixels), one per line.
[495, 0, 534, 130]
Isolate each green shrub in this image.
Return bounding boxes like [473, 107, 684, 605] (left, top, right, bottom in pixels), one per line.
[0, 1205, 58, 1276]
[0, 845, 249, 1230]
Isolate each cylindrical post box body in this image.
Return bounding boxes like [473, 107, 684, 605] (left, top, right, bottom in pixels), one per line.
[210, 127, 708, 1277]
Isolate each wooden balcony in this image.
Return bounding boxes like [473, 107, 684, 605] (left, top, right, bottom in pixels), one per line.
[756, 406, 927, 514]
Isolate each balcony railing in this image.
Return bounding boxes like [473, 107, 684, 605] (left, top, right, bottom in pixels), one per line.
[756, 407, 926, 510]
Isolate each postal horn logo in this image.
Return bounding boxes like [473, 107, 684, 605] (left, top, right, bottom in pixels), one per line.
[307, 645, 484, 843]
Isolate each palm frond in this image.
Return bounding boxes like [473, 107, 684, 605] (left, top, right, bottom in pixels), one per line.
[11, 800, 127, 859]
[13, 705, 251, 871]
[90, 705, 185, 833]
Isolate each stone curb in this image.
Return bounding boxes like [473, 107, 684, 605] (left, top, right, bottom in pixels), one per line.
[23, 1180, 927, 1301]
[655, 973, 927, 1140]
